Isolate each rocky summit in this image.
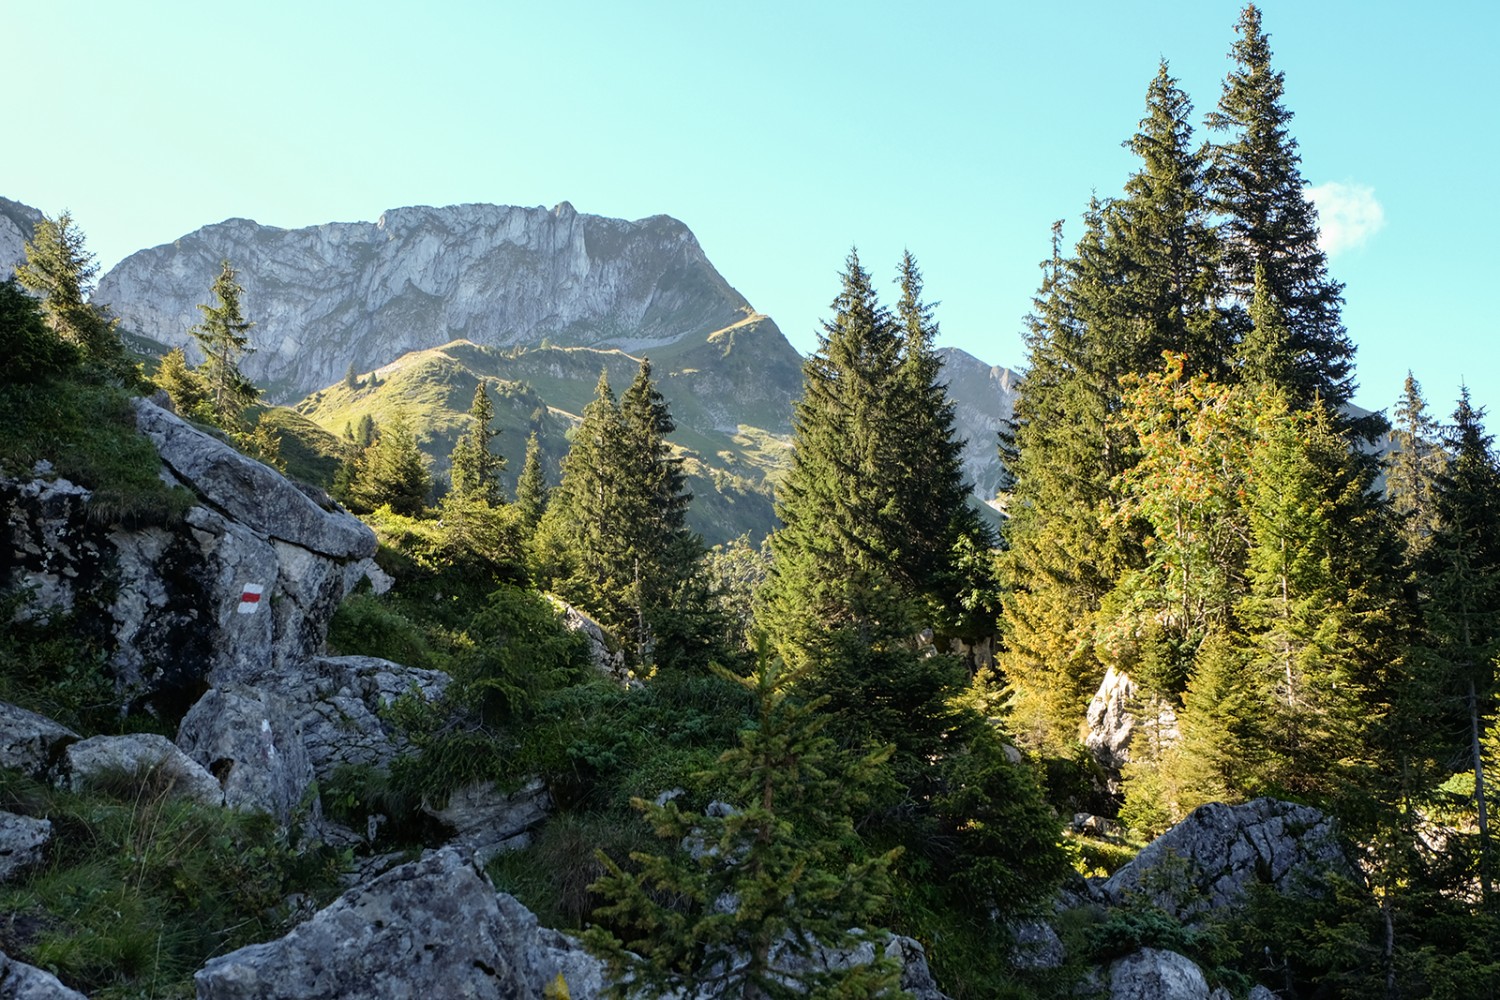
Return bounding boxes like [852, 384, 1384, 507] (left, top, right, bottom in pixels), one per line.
[94, 202, 757, 402]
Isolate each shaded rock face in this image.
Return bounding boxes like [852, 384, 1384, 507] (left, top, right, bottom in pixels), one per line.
[1, 401, 378, 712]
[194, 848, 603, 1000]
[60, 734, 224, 807]
[176, 656, 449, 825]
[96, 202, 753, 401]
[0, 197, 42, 278]
[1102, 798, 1351, 921]
[936, 346, 1021, 511]
[0, 702, 78, 779]
[1084, 666, 1179, 793]
[421, 779, 552, 865]
[0, 947, 88, 1000]
[1107, 948, 1228, 1000]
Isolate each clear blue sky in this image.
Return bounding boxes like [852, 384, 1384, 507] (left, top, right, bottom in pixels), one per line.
[6, 1, 1495, 420]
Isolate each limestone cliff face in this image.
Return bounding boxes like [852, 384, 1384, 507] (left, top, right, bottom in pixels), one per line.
[94, 202, 753, 401]
[935, 346, 1020, 511]
[0, 196, 43, 277]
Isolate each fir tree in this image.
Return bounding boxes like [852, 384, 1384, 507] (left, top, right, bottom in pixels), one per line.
[0, 277, 77, 383]
[348, 411, 431, 516]
[449, 380, 505, 505]
[14, 211, 134, 383]
[1207, 3, 1355, 409]
[513, 431, 549, 532]
[153, 346, 207, 416]
[189, 259, 259, 431]
[585, 653, 901, 999]
[1387, 373, 1444, 563]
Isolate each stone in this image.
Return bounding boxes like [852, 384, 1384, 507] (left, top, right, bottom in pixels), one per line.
[0, 812, 50, 882]
[1108, 948, 1213, 1000]
[60, 734, 223, 807]
[133, 399, 374, 560]
[0, 702, 77, 779]
[176, 685, 315, 824]
[1102, 798, 1351, 921]
[193, 848, 605, 1000]
[552, 599, 628, 681]
[1084, 667, 1179, 791]
[0, 947, 88, 1000]
[422, 779, 552, 865]
[1011, 919, 1065, 971]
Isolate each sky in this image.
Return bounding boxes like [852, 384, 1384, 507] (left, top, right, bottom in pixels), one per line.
[5, 1, 1496, 420]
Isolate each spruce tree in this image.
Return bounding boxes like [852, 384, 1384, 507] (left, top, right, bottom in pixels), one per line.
[449, 380, 506, 505]
[153, 346, 207, 416]
[1207, 3, 1355, 409]
[0, 277, 77, 383]
[348, 411, 432, 516]
[513, 430, 549, 532]
[15, 211, 134, 383]
[189, 259, 259, 431]
[1387, 373, 1444, 562]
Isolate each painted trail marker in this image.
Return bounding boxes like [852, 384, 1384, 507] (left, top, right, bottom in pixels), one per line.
[237, 583, 265, 615]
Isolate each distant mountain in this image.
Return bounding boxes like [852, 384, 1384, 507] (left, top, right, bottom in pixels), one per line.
[936, 347, 1020, 512]
[94, 202, 762, 402]
[0, 197, 42, 276]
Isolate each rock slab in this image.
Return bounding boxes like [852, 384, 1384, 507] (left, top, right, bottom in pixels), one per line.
[61, 734, 224, 807]
[0, 948, 88, 1000]
[0, 812, 50, 882]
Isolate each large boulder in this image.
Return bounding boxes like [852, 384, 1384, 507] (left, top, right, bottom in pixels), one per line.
[0, 702, 77, 779]
[0, 948, 88, 1000]
[176, 685, 316, 823]
[1106, 948, 1230, 1000]
[2, 405, 380, 711]
[60, 734, 223, 807]
[194, 848, 605, 1000]
[1102, 798, 1352, 921]
[0, 811, 50, 882]
[422, 779, 552, 865]
[1084, 667, 1179, 791]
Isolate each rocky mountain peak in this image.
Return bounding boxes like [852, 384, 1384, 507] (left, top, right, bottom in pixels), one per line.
[94, 202, 752, 402]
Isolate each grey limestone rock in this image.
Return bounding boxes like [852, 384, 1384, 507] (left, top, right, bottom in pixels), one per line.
[176, 685, 315, 823]
[0, 702, 78, 779]
[0, 196, 42, 278]
[0, 811, 50, 882]
[1011, 918, 1065, 971]
[553, 598, 628, 681]
[61, 734, 224, 807]
[1084, 667, 1179, 791]
[1107, 948, 1214, 1000]
[133, 399, 373, 560]
[1102, 798, 1351, 921]
[0, 948, 88, 1000]
[194, 848, 604, 1000]
[422, 778, 552, 865]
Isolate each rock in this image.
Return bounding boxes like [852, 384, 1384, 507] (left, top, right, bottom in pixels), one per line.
[1102, 798, 1351, 921]
[97, 205, 755, 402]
[194, 848, 605, 1000]
[1011, 919, 1065, 971]
[133, 400, 373, 560]
[0, 197, 43, 278]
[0, 702, 77, 778]
[60, 734, 223, 807]
[552, 599, 628, 681]
[0, 812, 50, 882]
[285, 656, 450, 778]
[885, 934, 951, 1000]
[1247, 987, 1279, 999]
[1107, 948, 1215, 1000]
[176, 685, 315, 823]
[0, 947, 88, 1000]
[422, 779, 552, 865]
[1084, 667, 1179, 791]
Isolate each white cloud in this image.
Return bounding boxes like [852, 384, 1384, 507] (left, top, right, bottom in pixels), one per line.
[1305, 181, 1386, 257]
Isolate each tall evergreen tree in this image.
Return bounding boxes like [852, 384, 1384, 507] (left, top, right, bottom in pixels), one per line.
[1387, 373, 1445, 563]
[15, 211, 134, 383]
[449, 380, 506, 505]
[513, 430, 549, 532]
[0, 277, 77, 383]
[1207, 3, 1355, 409]
[189, 260, 259, 431]
[348, 411, 432, 517]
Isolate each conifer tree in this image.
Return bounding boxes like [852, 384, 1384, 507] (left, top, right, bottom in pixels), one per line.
[0, 277, 77, 383]
[15, 211, 134, 383]
[1387, 373, 1444, 562]
[348, 411, 432, 516]
[449, 380, 506, 505]
[513, 431, 549, 532]
[153, 346, 207, 416]
[189, 259, 259, 431]
[585, 653, 901, 999]
[1207, 3, 1355, 409]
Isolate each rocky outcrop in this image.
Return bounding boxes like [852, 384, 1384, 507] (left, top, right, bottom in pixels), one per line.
[936, 346, 1021, 513]
[2, 401, 379, 711]
[194, 848, 603, 1000]
[421, 779, 552, 865]
[552, 599, 627, 681]
[1102, 798, 1352, 921]
[0, 702, 77, 779]
[0, 948, 88, 1000]
[60, 734, 224, 807]
[0, 812, 50, 882]
[1085, 667, 1179, 791]
[0, 196, 42, 278]
[176, 656, 449, 825]
[96, 203, 754, 401]
[1106, 948, 1230, 1000]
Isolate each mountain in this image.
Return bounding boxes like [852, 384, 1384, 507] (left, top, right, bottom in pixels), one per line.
[94, 201, 762, 402]
[0, 196, 42, 275]
[936, 347, 1019, 512]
